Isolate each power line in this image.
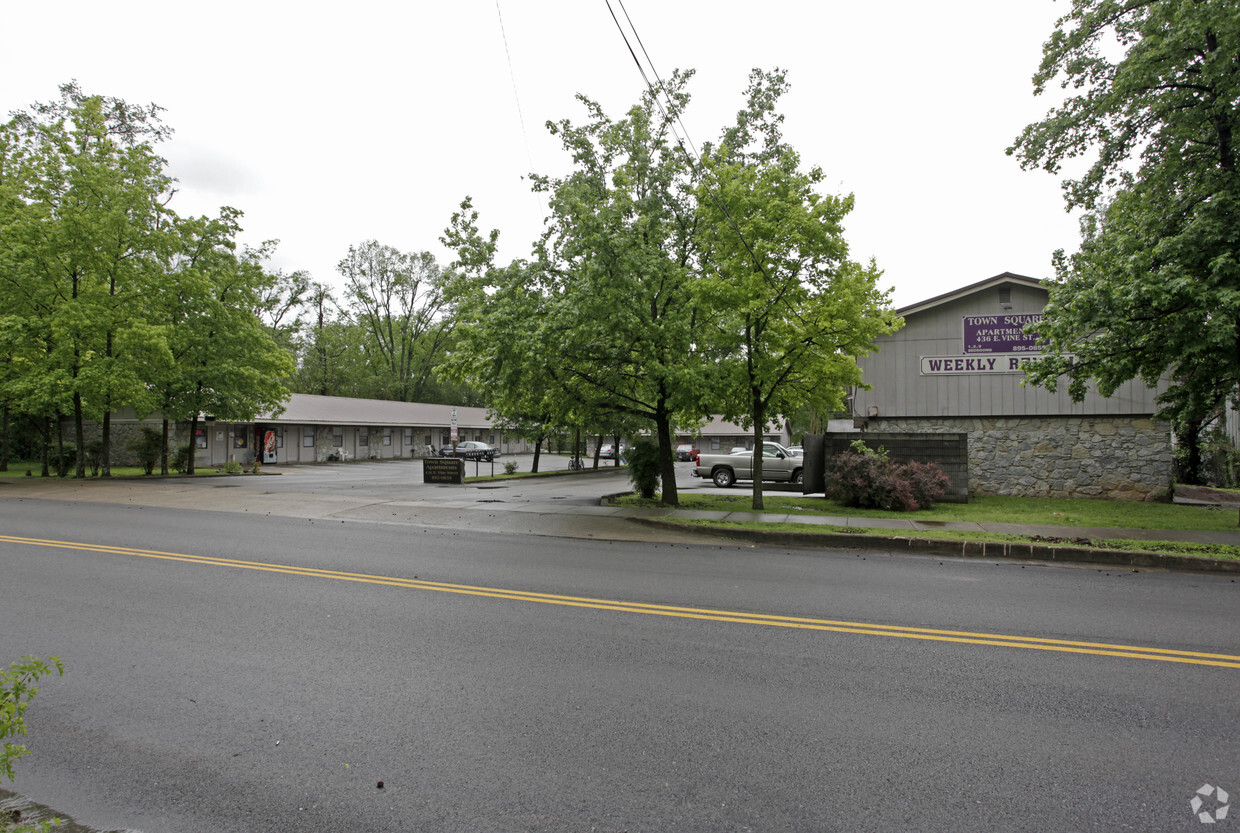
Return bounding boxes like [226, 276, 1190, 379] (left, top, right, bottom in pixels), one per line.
[603, 0, 776, 288]
[495, 0, 534, 172]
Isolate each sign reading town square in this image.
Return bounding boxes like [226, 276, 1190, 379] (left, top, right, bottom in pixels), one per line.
[921, 354, 1043, 375]
[963, 313, 1043, 354]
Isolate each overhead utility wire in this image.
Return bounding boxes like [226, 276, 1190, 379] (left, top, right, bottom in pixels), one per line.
[603, 0, 776, 289]
[495, 0, 534, 172]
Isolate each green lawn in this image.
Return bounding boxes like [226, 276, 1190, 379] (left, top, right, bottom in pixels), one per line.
[662, 517, 1240, 561]
[612, 493, 1240, 532]
[0, 462, 226, 479]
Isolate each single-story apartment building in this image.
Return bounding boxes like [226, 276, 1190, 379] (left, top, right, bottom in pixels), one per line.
[675, 415, 792, 452]
[69, 392, 781, 468]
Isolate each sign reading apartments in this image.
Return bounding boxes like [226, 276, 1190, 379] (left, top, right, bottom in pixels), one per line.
[920, 313, 1047, 376]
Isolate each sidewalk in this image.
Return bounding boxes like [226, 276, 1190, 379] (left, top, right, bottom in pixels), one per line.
[3, 467, 1238, 571]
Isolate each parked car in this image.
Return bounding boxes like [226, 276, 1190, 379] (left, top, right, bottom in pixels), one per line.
[694, 441, 804, 487]
[440, 441, 501, 461]
[599, 443, 626, 459]
[674, 444, 699, 462]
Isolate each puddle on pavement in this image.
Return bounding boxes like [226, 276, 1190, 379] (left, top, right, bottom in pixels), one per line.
[1, 789, 137, 833]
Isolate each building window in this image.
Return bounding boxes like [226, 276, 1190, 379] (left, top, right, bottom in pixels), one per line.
[333, 428, 343, 448]
[303, 427, 315, 447]
[195, 429, 208, 449]
[404, 427, 413, 445]
[233, 429, 248, 449]
[358, 430, 369, 447]
[711, 439, 720, 450]
[383, 428, 392, 446]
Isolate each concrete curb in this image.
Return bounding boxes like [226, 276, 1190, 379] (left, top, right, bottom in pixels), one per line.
[629, 517, 1240, 575]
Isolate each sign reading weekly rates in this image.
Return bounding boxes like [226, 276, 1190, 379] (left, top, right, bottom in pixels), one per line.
[920, 354, 1041, 375]
[962, 313, 1043, 354]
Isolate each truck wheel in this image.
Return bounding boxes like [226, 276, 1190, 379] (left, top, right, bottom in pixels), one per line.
[792, 468, 803, 485]
[712, 468, 735, 488]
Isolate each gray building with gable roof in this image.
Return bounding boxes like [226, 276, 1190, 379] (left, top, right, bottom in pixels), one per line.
[851, 273, 1172, 500]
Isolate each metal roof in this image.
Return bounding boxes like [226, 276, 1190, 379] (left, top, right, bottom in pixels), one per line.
[897, 272, 1044, 318]
[259, 394, 494, 428]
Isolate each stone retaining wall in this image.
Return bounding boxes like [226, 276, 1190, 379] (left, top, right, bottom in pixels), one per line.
[866, 415, 1172, 501]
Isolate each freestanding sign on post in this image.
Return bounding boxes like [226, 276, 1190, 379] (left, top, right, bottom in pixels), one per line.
[422, 458, 465, 484]
[450, 407, 458, 451]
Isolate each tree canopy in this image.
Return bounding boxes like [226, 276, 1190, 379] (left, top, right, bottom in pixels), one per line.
[0, 83, 293, 474]
[1008, 0, 1239, 478]
[444, 69, 896, 504]
[697, 70, 900, 509]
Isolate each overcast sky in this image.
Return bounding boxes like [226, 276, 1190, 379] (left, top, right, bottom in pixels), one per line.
[4, 1, 1081, 309]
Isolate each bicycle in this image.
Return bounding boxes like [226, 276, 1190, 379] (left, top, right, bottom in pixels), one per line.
[568, 456, 585, 470]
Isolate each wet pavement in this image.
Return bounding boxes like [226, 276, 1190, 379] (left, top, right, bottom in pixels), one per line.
[4, 457, 1239, 548]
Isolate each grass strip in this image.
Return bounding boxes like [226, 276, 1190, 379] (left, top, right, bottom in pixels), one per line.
[660, 517, 1240, 561]
[612, 493, 1240, 532]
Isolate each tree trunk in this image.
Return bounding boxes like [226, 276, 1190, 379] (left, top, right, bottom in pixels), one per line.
[655, 408, 678, 506]
[73, 393, 86, 478]
[592, 433, 602, 469]
[187, 413, 199, 475]
[751, 398, 766, 511]
[0, 403, 9, 472]
[1181, 417, 1203, 485]
[531, 433, 544, 473]
[101, 407, 112, 477]
[42, 417, 52, 477]
[614, 433, 622, 467]
[161, 419, 171, 476]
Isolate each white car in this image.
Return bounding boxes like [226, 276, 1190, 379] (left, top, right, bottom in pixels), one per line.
[441, 441, 501, 461]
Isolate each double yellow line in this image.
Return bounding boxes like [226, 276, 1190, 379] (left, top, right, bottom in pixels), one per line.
[4, 533, 1238, 670]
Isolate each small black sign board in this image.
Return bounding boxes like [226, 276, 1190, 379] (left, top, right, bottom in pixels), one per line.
[423, 458, 465, 484]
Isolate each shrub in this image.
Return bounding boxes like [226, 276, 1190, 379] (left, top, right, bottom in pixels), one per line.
[83, 440, 104, 477]
[171, 443, 194, 474]
[625, 439, 661, 500]
[224, 460, 242, 474]
[130, 428, 165, 475]
[51, 444, 75, 478]
[1, 656, 64, 784]
[503, 461, 519, 475]
[825, 443, 950, 511]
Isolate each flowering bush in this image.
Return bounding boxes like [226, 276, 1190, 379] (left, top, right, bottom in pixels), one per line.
[825, 443, 951, 511]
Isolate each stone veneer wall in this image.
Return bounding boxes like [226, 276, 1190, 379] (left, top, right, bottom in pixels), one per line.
[59, 421, 188, 467]
[866, 415, 1172, 501]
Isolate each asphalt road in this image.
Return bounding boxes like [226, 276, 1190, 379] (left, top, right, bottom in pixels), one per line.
[1, 465, 1237, 832]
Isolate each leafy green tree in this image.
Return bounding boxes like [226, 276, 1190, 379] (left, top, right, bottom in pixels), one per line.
[1, 82, 176, 476]
[696, 70, 900, 509]
[337, 240, 454, 402]
[151, 209, 294, 474]
[1008, 0, 1239, 480]
[257, 264, 311, 359]
[529, 72, 709, 504]
[290, 281, 356, 397]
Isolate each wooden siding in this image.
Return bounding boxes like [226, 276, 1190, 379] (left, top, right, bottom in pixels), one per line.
[855, 282, 1164, 419]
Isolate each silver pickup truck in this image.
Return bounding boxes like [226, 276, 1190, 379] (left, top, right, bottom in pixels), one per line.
[692, 442, 804, 487]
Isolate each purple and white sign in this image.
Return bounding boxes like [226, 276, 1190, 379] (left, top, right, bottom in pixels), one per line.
[962, 313, 1043, 354]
